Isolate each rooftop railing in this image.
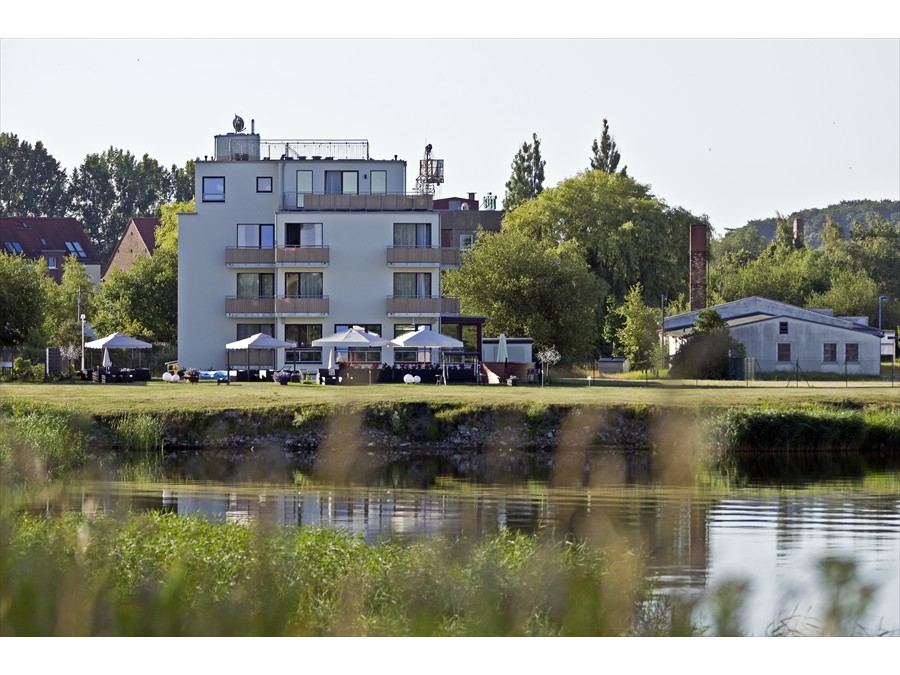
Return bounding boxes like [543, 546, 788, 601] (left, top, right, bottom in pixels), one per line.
[262, 139, 370, 161]
[283, 192, 433, 212]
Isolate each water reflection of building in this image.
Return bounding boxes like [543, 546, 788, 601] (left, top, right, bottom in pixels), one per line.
[66, 483, 713, 589]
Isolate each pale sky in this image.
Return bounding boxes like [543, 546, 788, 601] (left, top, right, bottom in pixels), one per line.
[2, 7, 898, 235]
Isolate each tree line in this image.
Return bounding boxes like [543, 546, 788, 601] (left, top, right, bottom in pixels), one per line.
[0, 132, 194, 264]
[0, 202, 189, 360]
[448, 120, 899, 370]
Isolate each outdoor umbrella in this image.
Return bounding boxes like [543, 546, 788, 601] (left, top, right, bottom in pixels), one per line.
[390, 326, 463, 350]
[312, 326, 392, 348]
[391, 326, 464, 385]
[102, 349, 112, 369]
[496, 333, 509, 380]
[85, 332, 153, 369]
[313, 326, 391, 381]
[224, 333, 297, 381]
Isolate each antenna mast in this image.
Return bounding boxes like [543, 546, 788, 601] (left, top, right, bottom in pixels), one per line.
[415, 143, 444, 195]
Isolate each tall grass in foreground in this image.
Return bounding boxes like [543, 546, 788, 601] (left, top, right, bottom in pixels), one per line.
[1, 511, 655, 637]
[0, 403, 92, 480]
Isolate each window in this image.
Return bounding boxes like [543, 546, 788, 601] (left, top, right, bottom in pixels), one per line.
[779, 321, 789, 335]
[845, 343, 859, 363]
[47, 257, 57, 269]
[285, 272, 323, 297]
[335, 324, 381, 336]
[237, 224, 274, 248]
[371, 170, 386, 194]
[296, 170, 313, 208]
[4, 242, 23, 254]
[393, 272, 432, 297]
[203, 176, 225, 202]
[393, 223, 432, 248]
[325, 170, 358, 195]
[441, 323, 478, 351]
[777, 343, 791, 363]
[285, 324, 323, 363]
[40, 238, 47, 246]
[64, 241, 86, 258]
[237, 273, 274, 298]
[237, 323, 275, 340]
[285, 223, 323, 247]
[459, 234, 474, 250]
[257, 176, 273, 193]
[823, 343, 837, 363]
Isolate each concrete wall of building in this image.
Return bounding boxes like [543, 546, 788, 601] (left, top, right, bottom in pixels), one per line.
[731, 317, 881, 375]
[179, 155, 439, 370]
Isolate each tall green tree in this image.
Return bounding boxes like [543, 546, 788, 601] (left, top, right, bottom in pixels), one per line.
[0, 253, 48, 345]
[611, 283, 660, 371]
[443, 228, 601, 361]
[90, 200, 190, 344]
[42, 256, 96, 349]
[503, 133, 545, 211]
[170, 159, 196, 203]
[68, 147, 173, 264]
[0, 133, 70, 216]
[502, 170, 696, 303]
[589, 118, 627, 176]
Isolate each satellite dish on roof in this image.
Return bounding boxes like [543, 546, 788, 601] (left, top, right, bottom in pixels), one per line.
[233, 115, 245, 133]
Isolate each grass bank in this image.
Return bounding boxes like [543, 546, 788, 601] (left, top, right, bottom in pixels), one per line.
[0, 379, 896, 415]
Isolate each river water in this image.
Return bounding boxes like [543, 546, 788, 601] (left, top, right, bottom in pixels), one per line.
[41, 448, 900, 636]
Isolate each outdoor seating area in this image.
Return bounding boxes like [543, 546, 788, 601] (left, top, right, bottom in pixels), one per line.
[91, 367, 151, 384]
[84, 332, 154, 384]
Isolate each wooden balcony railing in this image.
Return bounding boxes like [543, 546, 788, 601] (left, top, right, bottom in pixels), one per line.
[387, 246, 443, 266]
[226, 246, 329, 266]
[386, 296, 460, 316]
[226, 296, 276, 314]
[275, 296, 329, 315]
[226, 296, 329, 315]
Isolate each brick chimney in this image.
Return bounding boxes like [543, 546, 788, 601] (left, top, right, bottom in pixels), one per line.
[690, 223, 708, 311]
[793, 217, 805, 248]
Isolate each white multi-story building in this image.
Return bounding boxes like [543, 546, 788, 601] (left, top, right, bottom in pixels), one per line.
[178, 122, 482, 371]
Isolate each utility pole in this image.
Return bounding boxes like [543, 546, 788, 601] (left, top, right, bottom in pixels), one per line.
[660, 294, 667, 373]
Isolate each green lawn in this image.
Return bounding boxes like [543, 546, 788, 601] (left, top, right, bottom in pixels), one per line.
[1, 378, 897, 415]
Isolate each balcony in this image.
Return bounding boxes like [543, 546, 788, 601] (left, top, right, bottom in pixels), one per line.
[387, 296, 460, 317]
[283, 192, 433, 212]
[387, 246, 442, 266]
[227, 296, 275, 315]
[276, 296, 329, 316]
[226, 248, 276, 266]
[277, 246, 330, 265]
[226, 246, 330, 267]
[226, 296, 329, 317]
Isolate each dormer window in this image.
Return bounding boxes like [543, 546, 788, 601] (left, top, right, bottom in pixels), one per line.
[65, 241, 87, 258]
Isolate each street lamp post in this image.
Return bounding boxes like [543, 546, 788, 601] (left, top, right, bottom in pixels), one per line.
[878, 295, 889, 331]
[80, 313, 86, 372]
